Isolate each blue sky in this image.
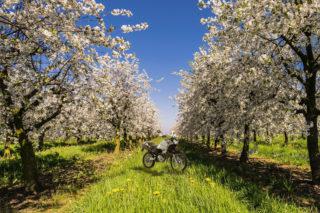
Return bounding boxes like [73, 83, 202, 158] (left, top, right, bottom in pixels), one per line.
[102, 0, 210, 133]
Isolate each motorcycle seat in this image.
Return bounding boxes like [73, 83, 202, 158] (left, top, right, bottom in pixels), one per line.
[148, 143, 162, 153]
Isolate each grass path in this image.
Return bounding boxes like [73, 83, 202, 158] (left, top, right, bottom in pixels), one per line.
[67, 139, 314, 213]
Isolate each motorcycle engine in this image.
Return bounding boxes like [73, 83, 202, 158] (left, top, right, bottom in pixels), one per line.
[157, 154, 165, 162]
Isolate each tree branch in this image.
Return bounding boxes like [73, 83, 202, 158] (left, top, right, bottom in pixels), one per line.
[281, 35, 307, 64]
[32, 105, 63, 130]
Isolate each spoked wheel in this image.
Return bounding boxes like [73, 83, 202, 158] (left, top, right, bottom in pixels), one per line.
[143, 152, 155, 168]
[171, 152, 187, 172]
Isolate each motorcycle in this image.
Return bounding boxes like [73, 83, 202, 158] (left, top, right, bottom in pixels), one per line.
[141, 139, 187, 171]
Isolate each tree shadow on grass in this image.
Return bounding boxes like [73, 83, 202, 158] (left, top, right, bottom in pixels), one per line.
[131, 164, 184, 177]
[42, 141, 75, 150]
[132, 166, 165, 176]
[182, 141, 320, 211]
[0, 152, 103, 212]
[81, 142, 115, 153]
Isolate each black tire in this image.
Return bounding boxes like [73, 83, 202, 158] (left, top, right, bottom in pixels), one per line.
[143, 152, 155, 168]
[171, 152, 187, 171]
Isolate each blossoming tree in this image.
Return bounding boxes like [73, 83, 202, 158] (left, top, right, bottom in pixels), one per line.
[176, 0, 320, 183]
[0, 0, 150, 191]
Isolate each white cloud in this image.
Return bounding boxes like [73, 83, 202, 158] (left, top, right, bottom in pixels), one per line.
[155, 77, 165, 83]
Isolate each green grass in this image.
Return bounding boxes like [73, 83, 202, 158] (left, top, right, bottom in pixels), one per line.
[229, 136, 309, 167]
[0, 140, 115, 188]
[0, 139, 120, 212]
[68, 140, 312, 213]
[1, 137, 316, 212]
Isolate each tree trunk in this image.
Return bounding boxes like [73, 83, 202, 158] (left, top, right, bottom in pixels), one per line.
[206, 129, 211, 149]
[253, 129, 257, 142]
[114, 129, 121, 154]
[306, 115, 320, 183]
[304, 72, 320, 183]
[38, 127, 49, 151]
[123, 128, 128, 148]
[214, 136, 219, 150]
[221, 135, 227, 156]
[240, 124, 250, 163]
[38, 132, 45, 151]
[76, 136, 81, 144]
[283, 131, 289, 146]
[19, 133, 41, 192]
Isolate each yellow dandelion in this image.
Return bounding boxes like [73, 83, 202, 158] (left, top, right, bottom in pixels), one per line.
[205, 177, 211, 182]
[153, 191, 161, 196]
[112, 188, 120, 193]
[126, 178, 132, 182]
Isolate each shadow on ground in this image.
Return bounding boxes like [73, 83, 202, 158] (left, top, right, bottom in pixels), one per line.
[0, 152, 108, 212]
[182, 141, 320, 210]
[132, 166, 166, 176]
[82, 142, 115, 153]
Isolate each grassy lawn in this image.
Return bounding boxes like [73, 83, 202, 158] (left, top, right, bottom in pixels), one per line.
[1, 137, 317, 212]
[0, 139, 116, 187]
[67, 139, 314, 213]
[0, 139, 120, 212]
[229, 136, 309, 168]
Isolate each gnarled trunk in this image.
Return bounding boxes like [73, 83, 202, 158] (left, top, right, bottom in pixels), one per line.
[240, 124, 250, 163]
[19, 133, 41, 192]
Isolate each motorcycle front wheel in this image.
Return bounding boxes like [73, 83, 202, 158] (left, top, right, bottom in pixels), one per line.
[170, 152, 187, 172]
[143, 152, 155, 168]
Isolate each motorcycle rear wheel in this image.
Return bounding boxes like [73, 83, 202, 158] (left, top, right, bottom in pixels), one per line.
[170, 152, 187, 171]
[143, 152, 155, 168]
